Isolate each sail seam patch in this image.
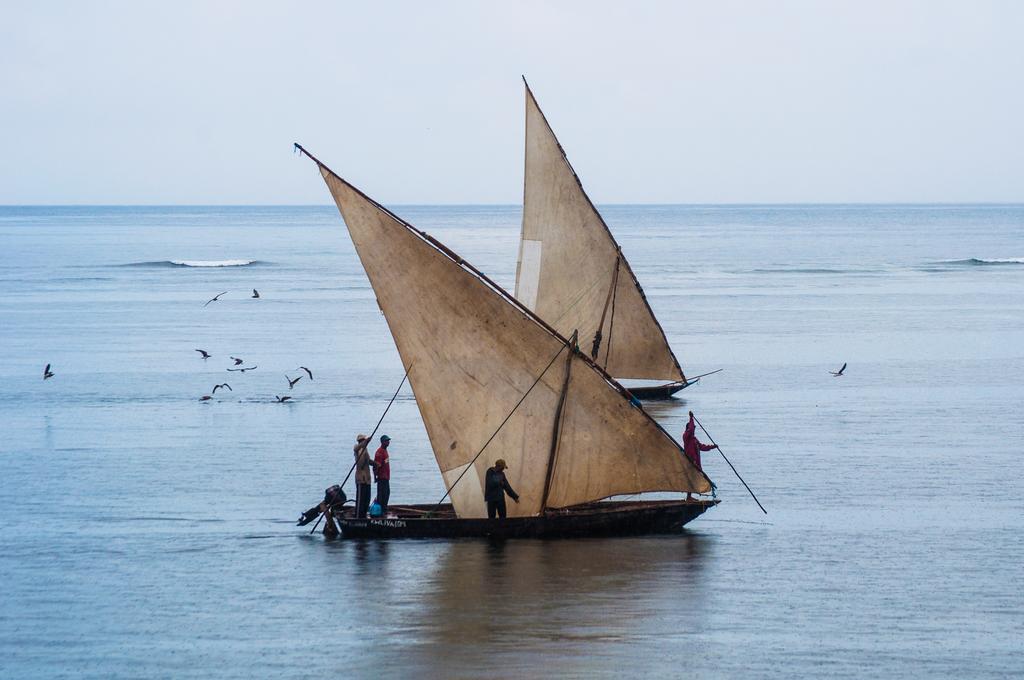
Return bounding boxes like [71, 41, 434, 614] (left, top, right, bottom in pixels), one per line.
[517, 239, 543, 311]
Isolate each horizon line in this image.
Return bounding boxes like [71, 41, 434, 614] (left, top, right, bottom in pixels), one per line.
[2, 201, 1024, 208]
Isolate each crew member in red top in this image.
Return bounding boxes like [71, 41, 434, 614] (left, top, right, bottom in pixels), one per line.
[682, 411, 716, 501]
[372, 434, 392, 514]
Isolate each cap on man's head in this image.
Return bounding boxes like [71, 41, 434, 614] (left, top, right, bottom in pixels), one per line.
[380, 435, 391, 442]
[356, 434, 368, 442]
[495, 458, 507, 470]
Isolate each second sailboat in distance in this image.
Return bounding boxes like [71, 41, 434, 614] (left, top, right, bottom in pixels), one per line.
[515, 79, 702, 399]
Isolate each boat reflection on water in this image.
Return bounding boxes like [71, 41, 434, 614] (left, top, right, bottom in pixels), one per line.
[332, 534, 715, 674]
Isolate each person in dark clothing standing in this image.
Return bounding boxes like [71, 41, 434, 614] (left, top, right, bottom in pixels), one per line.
[484, 458, 519, 519]
[682, 411, 717, 502]
[373, 434, 392, 514]
[353, 434, 372, 518]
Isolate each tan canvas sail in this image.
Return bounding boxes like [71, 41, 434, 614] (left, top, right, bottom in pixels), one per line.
[517, 82, 686, 382]
[300, 147, 711, 519]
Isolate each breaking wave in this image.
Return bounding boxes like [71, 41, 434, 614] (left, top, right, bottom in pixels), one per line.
[939, 258, 1024, 267]
[749, 267, 874, 275]
[121, 259, 261, 268]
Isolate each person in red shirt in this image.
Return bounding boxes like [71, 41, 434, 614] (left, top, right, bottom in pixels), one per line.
[682, 411, 716, 501]
[372, 434, 392, 514]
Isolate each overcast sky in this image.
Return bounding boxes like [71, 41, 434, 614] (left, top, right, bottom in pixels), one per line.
[2, 1, 1022, 204]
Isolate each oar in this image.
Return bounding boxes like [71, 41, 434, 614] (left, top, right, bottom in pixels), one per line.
[309, 365, 412, 533]
[692, 414, 767, 515]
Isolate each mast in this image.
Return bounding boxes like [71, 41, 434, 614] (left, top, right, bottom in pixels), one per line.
[541, 330, 576, 510]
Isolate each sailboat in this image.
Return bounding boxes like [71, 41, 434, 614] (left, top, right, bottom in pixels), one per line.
[516, 80, 696, 400]
[295, 143, 718, 538]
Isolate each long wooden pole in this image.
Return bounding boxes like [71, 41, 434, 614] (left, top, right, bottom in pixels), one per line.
[343, 364, 412, 485]
[309, 365, 411, 533]
[591, 255, 620, 360]
[686, 368, 724, 382]
[692, 414, 767, 515]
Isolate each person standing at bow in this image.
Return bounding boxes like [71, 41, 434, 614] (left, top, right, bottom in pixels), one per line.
[353, 434, 372, 518]
[373, 434, 392, 515]
[484, 459, 519, 519]
[682, 411, 717, 501]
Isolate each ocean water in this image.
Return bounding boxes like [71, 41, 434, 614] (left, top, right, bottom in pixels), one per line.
[0, 204, 1022, 678]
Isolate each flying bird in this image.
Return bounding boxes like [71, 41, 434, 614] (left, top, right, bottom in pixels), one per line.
[286, 374, 302, 390]
[275, 395, 292, 403]
[195, 349, 211, 359]
[251, 289, 260, 299]
[298, 366, 313, 381]
[199, 395, 212, 402]
[829, 362, 847, 377]
[227, 365, 257, 373]
[203, 291, 228, 307]
[43, 364, 54, 379]
[230, 356, 244, 366]
[212, 383, 232, 394]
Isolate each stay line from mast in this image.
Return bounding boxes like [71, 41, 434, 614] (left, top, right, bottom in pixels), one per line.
[295, 142, 712, 490]
[430, 340, 569, 513]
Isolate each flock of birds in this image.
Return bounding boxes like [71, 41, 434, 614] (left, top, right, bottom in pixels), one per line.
[40, 288, 320, 405]
[193, 347, 313, 403]
[193, 288, 316, 403]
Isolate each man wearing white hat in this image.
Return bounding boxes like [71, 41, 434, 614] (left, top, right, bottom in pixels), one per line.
[353, 434, 372, 518]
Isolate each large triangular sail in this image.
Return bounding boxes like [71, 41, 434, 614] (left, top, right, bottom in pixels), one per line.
[298, 146, 711, 519]
[516, 82, 686, 382]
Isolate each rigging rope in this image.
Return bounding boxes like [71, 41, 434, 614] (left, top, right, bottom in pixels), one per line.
[429, 341, 570, 513]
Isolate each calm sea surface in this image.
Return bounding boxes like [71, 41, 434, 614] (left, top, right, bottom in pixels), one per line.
[1, 204, 1022, 678]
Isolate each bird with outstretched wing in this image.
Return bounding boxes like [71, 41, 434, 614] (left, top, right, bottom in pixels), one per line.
[203, 291, 228, 307]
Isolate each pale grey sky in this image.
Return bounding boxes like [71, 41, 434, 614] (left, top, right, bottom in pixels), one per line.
[2, 1, 1022, 204]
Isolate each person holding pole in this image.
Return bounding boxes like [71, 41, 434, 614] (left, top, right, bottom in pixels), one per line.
[373, 435, 392, 515]
[353, 434, 373, 518]
[682, 411, 717, 501]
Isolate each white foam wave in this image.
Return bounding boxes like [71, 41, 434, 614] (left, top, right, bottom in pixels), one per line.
[977, 257, 1024, 264]
[941, 257, 1024, 267]
[169, 259, 256, 268]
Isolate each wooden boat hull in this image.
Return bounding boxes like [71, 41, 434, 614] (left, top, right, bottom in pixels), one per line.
[330, 499, 718, 539]
[626, 378, 699, 400]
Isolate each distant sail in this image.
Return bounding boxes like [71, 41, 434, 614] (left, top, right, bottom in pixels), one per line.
[308, 153, 711, 518]
[516, 82, 686, 382]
